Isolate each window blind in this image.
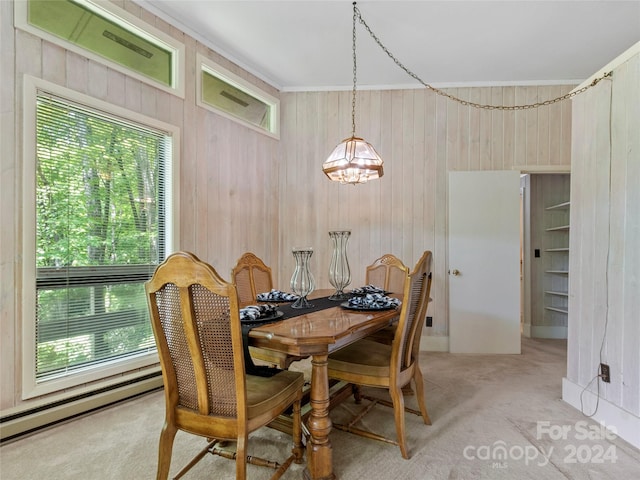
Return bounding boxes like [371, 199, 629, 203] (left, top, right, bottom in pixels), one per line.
[35, 92, 170, 381]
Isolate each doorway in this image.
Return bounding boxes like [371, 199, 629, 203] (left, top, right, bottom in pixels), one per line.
[521, 173, 571, 340]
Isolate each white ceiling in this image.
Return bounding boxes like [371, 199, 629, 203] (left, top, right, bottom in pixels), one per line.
[139, 1, 640, 91]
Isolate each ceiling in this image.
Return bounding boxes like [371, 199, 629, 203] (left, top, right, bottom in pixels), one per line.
[139, 1, 640, 92]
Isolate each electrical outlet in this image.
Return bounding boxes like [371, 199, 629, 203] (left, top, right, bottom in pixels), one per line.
[425, 316, 433, 327]
[600, 363, 611, 383]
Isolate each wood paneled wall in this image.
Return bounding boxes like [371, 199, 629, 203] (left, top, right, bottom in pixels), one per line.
[567, 50, 639, 417]
[0, 0, 280, 411]
[1, 0, 578, 413]
[278, 85, 574, 338]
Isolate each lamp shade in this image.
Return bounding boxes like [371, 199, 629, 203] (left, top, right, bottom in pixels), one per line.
[322, 136, 384, 185]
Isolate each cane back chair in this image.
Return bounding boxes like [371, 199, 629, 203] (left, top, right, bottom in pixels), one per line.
[231, 252, 274, 305]
[145, 251, 304, 480]
[231, 252, 301, 369]
[328, 251, 433, 459]
[365, 254, 410, 346]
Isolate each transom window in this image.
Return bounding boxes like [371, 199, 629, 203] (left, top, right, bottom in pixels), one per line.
[15, 0, 185, 97]
[197, 54, 280, 138]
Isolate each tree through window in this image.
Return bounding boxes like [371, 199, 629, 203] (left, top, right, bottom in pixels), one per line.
[35, 92, 171, 381]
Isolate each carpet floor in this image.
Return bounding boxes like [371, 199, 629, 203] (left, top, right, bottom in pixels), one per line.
[1, 337, 639, 479]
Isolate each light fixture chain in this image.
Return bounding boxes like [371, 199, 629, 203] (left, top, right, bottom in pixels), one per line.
[351, 2, 357, 137]
[353, 5, 612, 110]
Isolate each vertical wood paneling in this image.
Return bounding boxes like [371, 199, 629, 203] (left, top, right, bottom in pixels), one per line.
[65, 51, 88, 94]
[525, 86, 539, 166]
[478, 88, 492, 169]
[124, 77, 141, 112]
[560, 86, 573, 163]
[412, 88, 426, 261]
[568, 50, 639, 417]
[548, 86, 562, 164]
[280, 85, 575, 338]
[617, 54, 639, 413]
[87, 62, 108, 100]
[502, 86, 516, 169]
[6, 0, 606, 417]
[471, 88, 483, 169]
[458, 88, 471, 170]
[2, 0, 281, 411]
[42, 42, 66, 86]
[434, 93, 450, 334]
[608, 61, 627, 407]
[537, 87, 550, 165]
[513, 87, 527, 168]
[0, 0, 17, 408]
[401, 90, 414, 256]
[179, 33, 197, 255]
[491, 87, 504, 169]
[106, 69, 126, 107]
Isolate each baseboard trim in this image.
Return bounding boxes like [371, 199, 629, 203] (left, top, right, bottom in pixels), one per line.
[1, 375, 163, 442]
[420, 335, 449, 352]
[531, 325, 568, 339]
[562, 377, 640, 450]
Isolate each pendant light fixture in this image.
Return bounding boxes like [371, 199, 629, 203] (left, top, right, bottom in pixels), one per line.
[322, 2, 383, 185]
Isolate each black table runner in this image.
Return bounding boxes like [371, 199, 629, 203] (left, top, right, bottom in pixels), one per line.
[241, 296, 343, 376]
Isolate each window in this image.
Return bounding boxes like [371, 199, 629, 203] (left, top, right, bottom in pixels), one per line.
[15, 0, 185, 97]
[197, 54, 280, 138]
[23, 77, 179, 398]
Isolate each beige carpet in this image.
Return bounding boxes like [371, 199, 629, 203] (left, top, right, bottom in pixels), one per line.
[2, 337, 639, 479]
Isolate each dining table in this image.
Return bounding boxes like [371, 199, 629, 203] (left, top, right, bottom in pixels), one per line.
[248, 289, 401, 480]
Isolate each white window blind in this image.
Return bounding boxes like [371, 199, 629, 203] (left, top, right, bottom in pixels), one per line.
[35, 92, 170, 382]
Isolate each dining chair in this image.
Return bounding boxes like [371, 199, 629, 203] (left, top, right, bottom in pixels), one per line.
[231, 252, 300, 369]
[231, 252, 274, 304]
[146, 251, 304, 480]
[365, 254, 409, 346]
[365, 253, 409, 294]
[327, 250, 433, 459]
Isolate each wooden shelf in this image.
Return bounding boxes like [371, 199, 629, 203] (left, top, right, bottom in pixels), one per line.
[546, 201, 570, 211]
[545, 306, 568, 314]
[545, 290, 568, 297]
[546, 225, 570, 232]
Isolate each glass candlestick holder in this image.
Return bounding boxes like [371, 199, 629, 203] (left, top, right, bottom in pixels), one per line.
[290, 248, 315, 309]
[328, 230, 351, 300]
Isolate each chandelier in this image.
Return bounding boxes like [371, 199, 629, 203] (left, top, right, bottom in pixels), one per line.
[322, 2, 612, 185]
[322, 2, 383, 185]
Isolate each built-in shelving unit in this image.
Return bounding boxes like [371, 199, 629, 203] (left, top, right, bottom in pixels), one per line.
[544, 201, 570, 320]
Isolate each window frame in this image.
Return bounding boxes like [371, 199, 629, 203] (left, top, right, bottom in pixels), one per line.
[22, 75, 181, 399]
[14, 0, 185, 98]
[197, 53, 280, 139]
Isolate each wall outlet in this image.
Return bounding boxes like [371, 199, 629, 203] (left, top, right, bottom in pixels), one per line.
[425, 316, 433, 327]
[600, 363, 611, 383]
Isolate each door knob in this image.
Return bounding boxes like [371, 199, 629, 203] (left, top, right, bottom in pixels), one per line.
[450, 269, 461, 276]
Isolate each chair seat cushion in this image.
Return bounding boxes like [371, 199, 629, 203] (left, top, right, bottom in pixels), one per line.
[246, 370, 304, 418]
[328, 339, 392, 378]
[366, 324, 397, 345]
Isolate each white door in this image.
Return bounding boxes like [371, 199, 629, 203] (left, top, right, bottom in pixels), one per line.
[448, 171, 521, 354]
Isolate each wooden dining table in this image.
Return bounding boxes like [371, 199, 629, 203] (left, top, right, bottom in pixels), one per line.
[248, 289, 401, 480]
